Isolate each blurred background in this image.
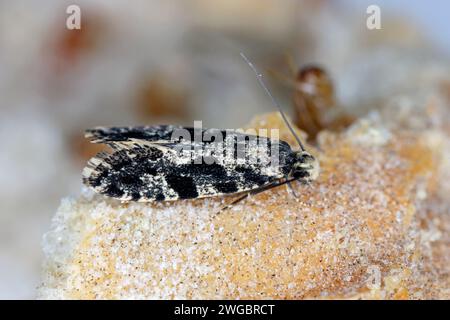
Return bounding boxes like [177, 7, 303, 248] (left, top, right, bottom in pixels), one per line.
[0, 0, 449, 299]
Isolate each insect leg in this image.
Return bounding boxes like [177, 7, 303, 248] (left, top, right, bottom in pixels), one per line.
[220, 178, 298, 212]
[220, 183, 278, 212]
[286, 179, 299, 198]
[219, 193, 252, 212]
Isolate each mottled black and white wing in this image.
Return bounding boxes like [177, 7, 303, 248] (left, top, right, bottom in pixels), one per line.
[83, 126, 295, 202]
[85, 125, 185, 145]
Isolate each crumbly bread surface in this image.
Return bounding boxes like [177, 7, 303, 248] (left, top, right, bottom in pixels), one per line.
[38, 113, 449, 299]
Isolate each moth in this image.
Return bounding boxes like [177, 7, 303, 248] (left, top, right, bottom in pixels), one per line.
[82, 53, 319, 207]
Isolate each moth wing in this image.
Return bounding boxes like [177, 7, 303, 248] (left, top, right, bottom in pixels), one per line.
[82, 143, 282, 202]
[85, 126, 280, 149]
[85, 125, 183, 143]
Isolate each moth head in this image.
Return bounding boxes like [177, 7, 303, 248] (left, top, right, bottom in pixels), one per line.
[291, 151, 319, 181]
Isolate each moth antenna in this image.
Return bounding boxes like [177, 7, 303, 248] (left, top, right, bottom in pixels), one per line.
[240, 52, 306, 151]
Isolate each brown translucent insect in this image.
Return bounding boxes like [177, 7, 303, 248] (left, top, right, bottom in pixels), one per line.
[273, 55, 354, 141]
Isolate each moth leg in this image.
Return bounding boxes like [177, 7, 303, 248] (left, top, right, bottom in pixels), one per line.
[219, 193, 252, 212]
[220, 182, 279, 212]
[286, 176, 298, 198]
[295, 179, 313, 191]
[219, 178, 298, 212]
